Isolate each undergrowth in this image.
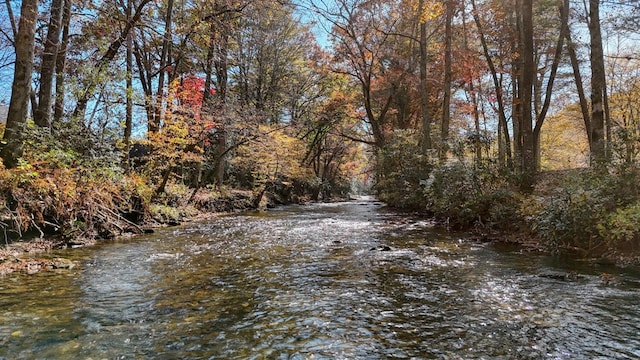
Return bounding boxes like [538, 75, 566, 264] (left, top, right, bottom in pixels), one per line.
[0, 161, 152, 242]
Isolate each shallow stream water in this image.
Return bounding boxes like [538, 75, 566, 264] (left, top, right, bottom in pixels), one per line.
[1, 197, 640, 359]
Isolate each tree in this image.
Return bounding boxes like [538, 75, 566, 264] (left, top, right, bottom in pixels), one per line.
[516, 0, 535, 191]
[471, 0, 512, 167]
[204, 0, 233, 186]
[150, 0, 174, 134]
[565, 28, 592, 151]
[532, 0, 569, 171]
[302, 70, 364, 199]
[440, 0, 455, 160]
[33, 0, 65, 128]
[231, 124, 311, 206]
[0, 0, 39, 168]
[71, 0, 153, 120]
[419, 0, 433, 153]
[607, 58, 640, 166]
[147, 75, 213, 194]
[588, 0, 607, 169]
[123, 0, 134, 171]
[317, 0, 398, 147]
[233, 1, 311, 123]
[52, 0, 71, 125]
[471, 0, 566, 186]
[458, 4, 487, 164]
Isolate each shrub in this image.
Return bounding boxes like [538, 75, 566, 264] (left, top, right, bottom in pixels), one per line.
[0, 156, 153, 241]
[25, 121, 121, 170]
[599, 202, 640, 253]
[149, 203, 197, 223]
[530, 171, 618, 254]
[423, 160, 520, 230]
[375, 131, 433, 209]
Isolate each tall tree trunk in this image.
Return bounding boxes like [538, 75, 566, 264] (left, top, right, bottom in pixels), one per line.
[0, 0, 39, 168]
[4, 0, 18, 38]
[150, 0, 174, 134]
[565, 30, 592, 148]
[419, 0, 432, 153]
[603, 69, 611, 160]
[53, 0, 71, 125]
[471, 0, 511, 167]
[589, 0, 607, 169]
[204, 25, 216, 105]
[470, 79, 482, 165]
[512, 0, 523, 172]
[133, 38, 155, 129]
[461, 6, 482, 164]
[124, 0, 133, 171]
[520, 0, 535, 191]
[532, 0, 569, 170]
[213, 10, 230, 188]
[440, 0, 454, 161]
[200, 0, 232, 189]
[34, 0, 64, 128]
[194, 22, 217, 195]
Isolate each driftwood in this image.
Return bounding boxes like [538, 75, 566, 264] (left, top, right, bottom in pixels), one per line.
[96, 203, 144, 234]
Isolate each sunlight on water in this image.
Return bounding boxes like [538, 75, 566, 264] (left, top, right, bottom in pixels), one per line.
[1, 199, 640, 358]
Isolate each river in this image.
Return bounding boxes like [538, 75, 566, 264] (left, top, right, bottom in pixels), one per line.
[1, 197, 639, 359]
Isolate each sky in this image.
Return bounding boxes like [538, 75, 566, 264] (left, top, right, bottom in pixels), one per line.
[294, 0, 333, 49]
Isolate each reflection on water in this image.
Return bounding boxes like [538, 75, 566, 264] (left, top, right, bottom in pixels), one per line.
[1, 197, 640, 359]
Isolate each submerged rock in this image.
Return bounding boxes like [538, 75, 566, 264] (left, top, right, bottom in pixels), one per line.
[51, 258, 75, 270]
[0, 256, 76, 275]
[370, 245, 392, 252]
[538, 271, 584, 281]
[600, 273, 622, 286]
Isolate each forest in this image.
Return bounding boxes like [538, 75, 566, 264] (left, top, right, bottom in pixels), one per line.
[1, 0, 640, 263]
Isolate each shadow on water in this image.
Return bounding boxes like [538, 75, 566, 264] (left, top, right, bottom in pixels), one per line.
[1, 196, 640, 359]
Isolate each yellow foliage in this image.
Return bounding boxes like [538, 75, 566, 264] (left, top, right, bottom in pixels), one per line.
[232, 125, 312, 186]
[412, 0, 444, 24]
[339, 142, 369, 184]
[540, 107, 589, 170]
[608, 75, 640, 163]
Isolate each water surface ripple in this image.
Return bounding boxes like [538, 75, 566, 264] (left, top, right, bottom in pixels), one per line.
[1, 198, 639, 359]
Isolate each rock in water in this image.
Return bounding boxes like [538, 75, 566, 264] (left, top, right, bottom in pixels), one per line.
[51, 258, 75, 269]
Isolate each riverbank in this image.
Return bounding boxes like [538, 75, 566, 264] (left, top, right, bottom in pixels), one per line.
[486, 169, 639, 266]
[0, 186, 279, 275]
[378, 166, 640, 267]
